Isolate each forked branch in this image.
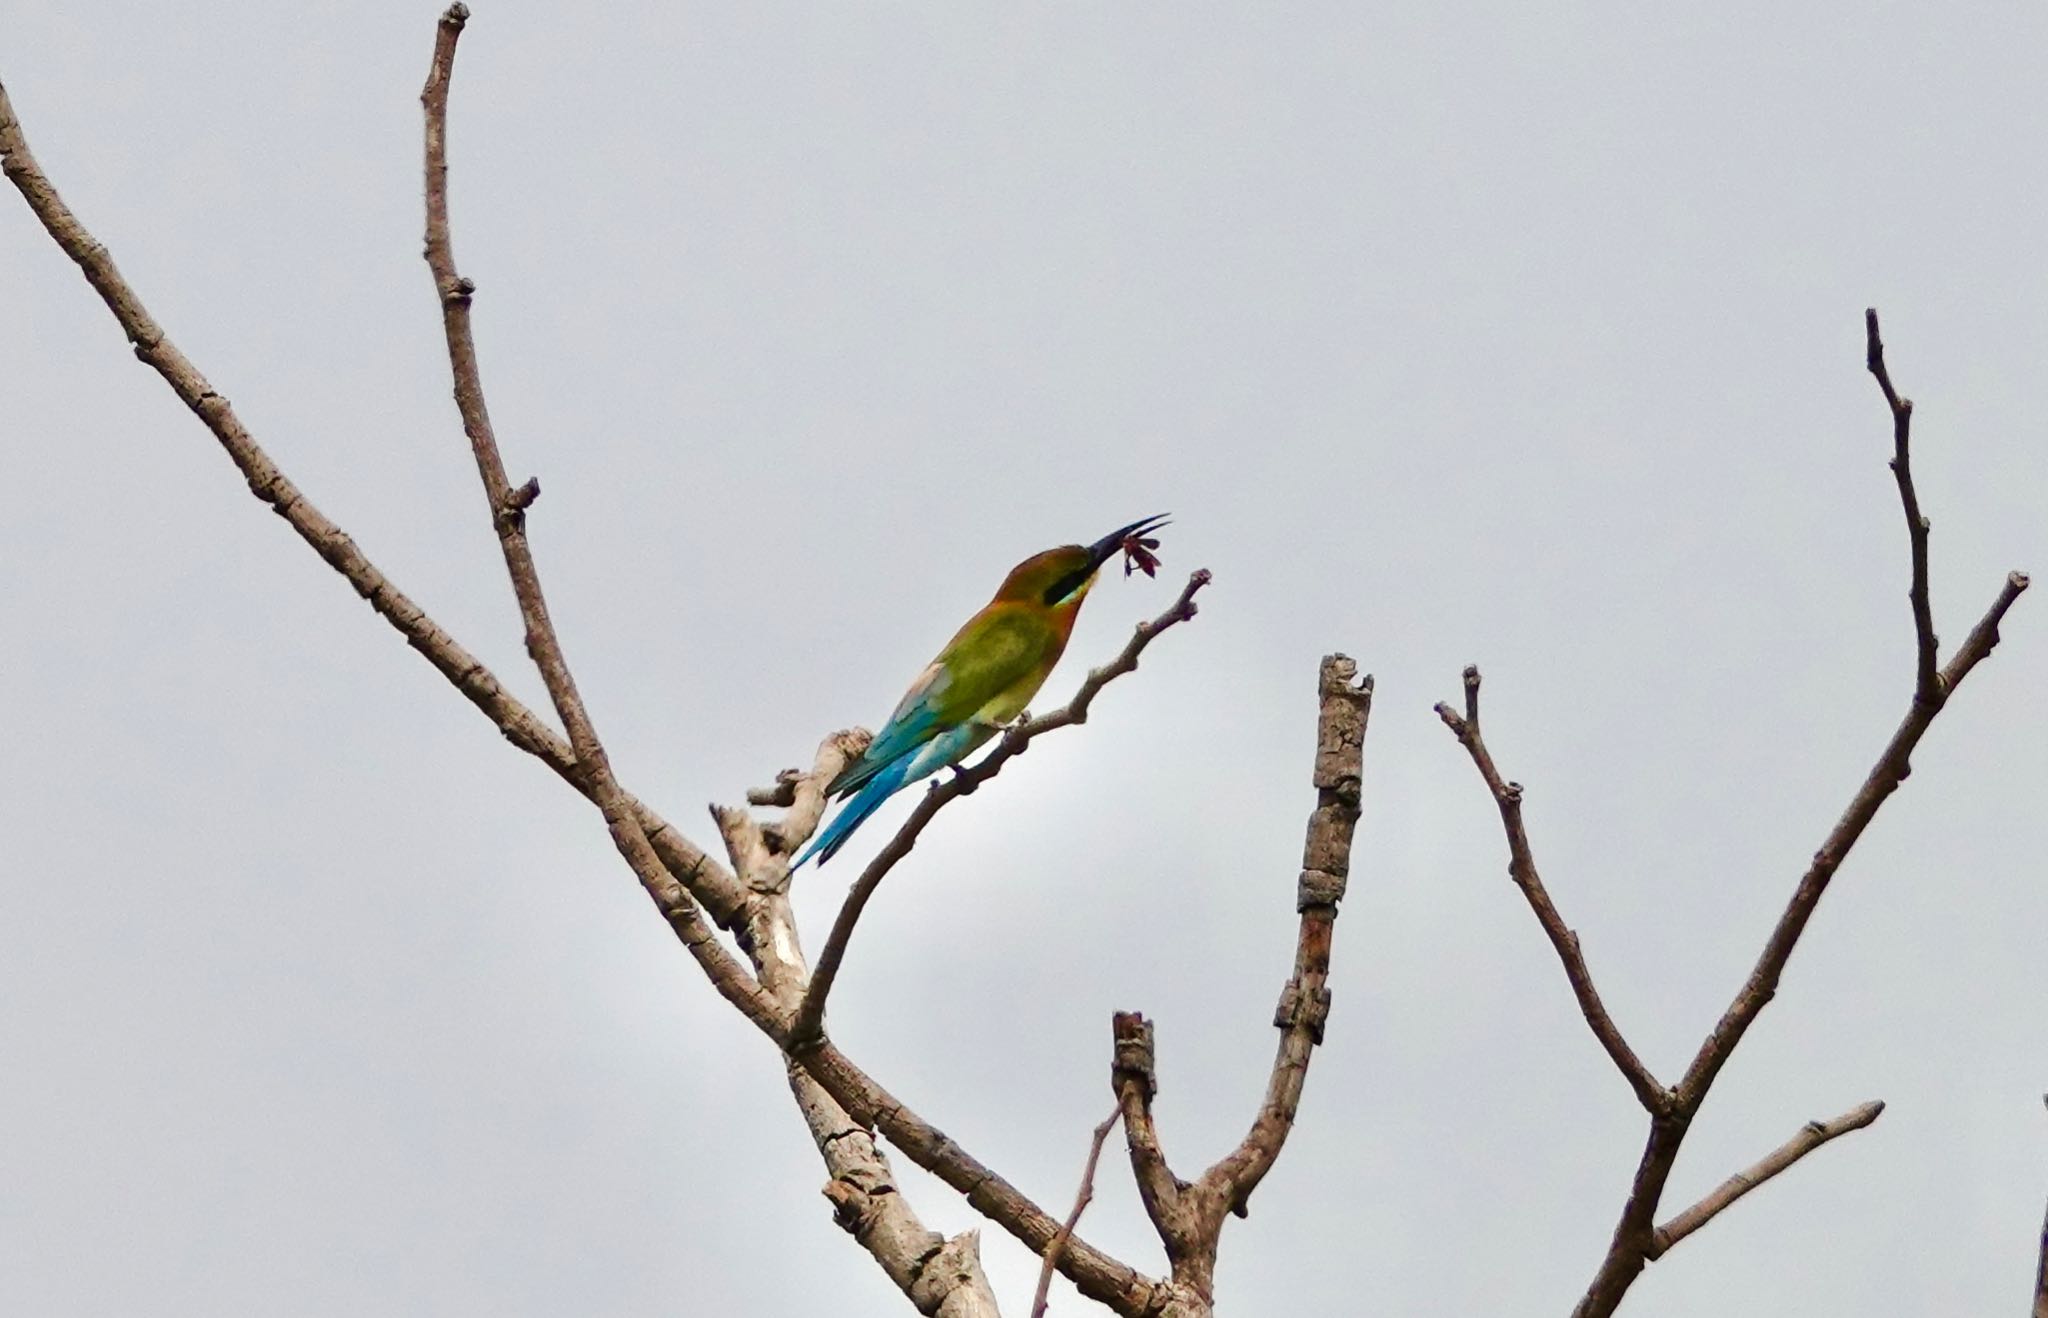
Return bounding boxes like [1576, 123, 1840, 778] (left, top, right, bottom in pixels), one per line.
[1439, 310, 2028, 1318]
[1105, 655, 1373, 1313]
[417, 2, 784, 1037]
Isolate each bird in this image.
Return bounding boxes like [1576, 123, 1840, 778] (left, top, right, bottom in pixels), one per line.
[794, 515, 1169, 869]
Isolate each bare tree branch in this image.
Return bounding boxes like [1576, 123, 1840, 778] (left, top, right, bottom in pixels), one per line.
[710, 727, 1158, 1315]
[1102, 656, 1373, 1315]
[1866, 307, 1939, 700]
[1111, 1011, 1186, 1247]
[1030, 1106, 1123, 1318]
[801, 1039, 1165, 1315]
[714, 739, 1018, 1315]
[1203, 656, 1374, 1212]
[1433, 668, 1668, 1115]
[1648, 1101, 1884, 1259]
[416, 4, 784, 1038]
[8, 36, 1020, 1312]
[1439, 310, 2029, 1318]
[1674, 314, 2029, 1115]
[794, 1059, 1004, 1318]
[0, 67, 753, 938]
[790, 569, 1212, 1045]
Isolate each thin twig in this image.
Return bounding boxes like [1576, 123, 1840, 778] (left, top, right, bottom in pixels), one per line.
[1866, 309, 1939, 702]
[1030, 1106, 1123, 1318]
[419, 5, 781, 1036]
[1433, 668, 1668, 1115]
[788, 569, 1212, 1045]
[1649, 1101, 1884, 1258]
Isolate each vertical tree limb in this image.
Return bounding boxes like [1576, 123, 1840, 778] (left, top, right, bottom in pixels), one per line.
[1203, 656, 1373, 1211]
[1111, 1011, 1186, 1249]
[416, 3, 781, 1037]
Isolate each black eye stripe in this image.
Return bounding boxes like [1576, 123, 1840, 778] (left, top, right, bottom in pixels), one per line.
[1043, 569, 1090, 605]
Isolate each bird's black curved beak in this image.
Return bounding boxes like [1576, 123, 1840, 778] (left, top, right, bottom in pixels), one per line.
[1084, 513, 1171, 575]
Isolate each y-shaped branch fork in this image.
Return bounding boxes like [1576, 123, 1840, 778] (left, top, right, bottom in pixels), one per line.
[1435, 309, 2027, 1318]
[1106, 655, 1373, 1314]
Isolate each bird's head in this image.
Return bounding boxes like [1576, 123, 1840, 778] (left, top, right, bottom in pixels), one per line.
[994, 515, 1171, 609]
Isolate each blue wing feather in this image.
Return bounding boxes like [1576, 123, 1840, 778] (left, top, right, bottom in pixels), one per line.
[830, 663, 950, 797]
[801, 603, 1051, 867]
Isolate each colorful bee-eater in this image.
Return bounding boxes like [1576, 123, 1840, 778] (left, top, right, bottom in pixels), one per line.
[795, 515, 1169, 868]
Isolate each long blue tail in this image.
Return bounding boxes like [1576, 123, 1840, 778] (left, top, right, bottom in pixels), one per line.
[793, 755, 916, 869]
[793, 722, 996, 869]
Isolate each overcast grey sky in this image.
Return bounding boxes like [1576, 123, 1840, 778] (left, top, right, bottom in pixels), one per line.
[4, 3, 2045, 1314]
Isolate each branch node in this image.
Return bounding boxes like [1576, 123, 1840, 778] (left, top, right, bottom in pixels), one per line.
[1272, 978, 1332, 1044]
[747, 769, 804, 809]
[503, 476, 540, 515]
[1295, 867, 1347, 911]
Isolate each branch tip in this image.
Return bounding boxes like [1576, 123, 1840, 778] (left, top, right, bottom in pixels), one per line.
[1648, 1099, 1885, 1260]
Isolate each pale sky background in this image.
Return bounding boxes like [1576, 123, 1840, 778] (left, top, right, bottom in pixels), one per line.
[4, 3, 2045, 1315]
